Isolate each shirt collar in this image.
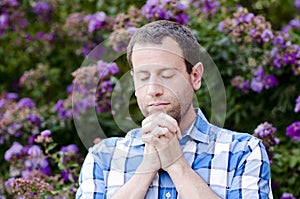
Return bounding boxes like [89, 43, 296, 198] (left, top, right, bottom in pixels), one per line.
[128, 108, 211, 146]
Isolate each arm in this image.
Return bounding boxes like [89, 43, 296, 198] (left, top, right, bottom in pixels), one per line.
[142, 113, 220, 199]
[165, 157, 220, 199]
[76, 153, 106, 199]
[111, 144, 160, 199]
[227, 140, 272, 198]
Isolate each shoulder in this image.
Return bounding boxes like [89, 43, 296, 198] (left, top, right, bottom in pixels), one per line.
[210, 124, 266, 156]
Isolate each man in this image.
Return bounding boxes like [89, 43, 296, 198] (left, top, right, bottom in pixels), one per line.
[76, 20, 273, 199]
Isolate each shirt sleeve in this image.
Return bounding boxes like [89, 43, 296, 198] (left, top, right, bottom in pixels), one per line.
[227, 139, 273, 199]
[76, 151, 106, 199]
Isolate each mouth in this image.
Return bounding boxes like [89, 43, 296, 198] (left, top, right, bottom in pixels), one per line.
[148, 102, 170, 107]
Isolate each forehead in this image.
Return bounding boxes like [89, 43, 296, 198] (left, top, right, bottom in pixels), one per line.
[131, 37, 185, 71]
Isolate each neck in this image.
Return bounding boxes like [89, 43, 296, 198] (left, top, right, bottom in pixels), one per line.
[179, 106, 196, 133]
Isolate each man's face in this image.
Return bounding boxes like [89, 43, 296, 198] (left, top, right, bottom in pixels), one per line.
[131, 37, 198, 122]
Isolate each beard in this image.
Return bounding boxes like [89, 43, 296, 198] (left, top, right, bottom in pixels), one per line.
[138, 96, 191, 124]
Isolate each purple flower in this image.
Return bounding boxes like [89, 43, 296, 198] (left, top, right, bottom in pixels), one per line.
[141, 0, 189, 24]
[4, 142, 23, 161]
[85, 12, 106, 32]
[290, 18, 300, 29]
[231, 76, 250, 93]
[0, 99, 7, 108]
[253, 66, 264, 79]
[17, 98, 35, 108]
[127, 27, 136, 35]
[249, 29, 256, 36]
[280, 192, 296, 199]
[254, 122, 277, 138]
[32, 2, 51, 14]
[244, 13, 254, 23]
[67, 84, 74, 94]
[27, 145, 42, 157]
[263, 74, 278, 88]
[98, 61, 119, 77]
[60, 144, 79, 154]
[35, 31, 44, 40]
[174, 13, 189, 25]
[18, 18, 27, 29]
[273, 35, 284, 46]
[286, 121, 300, 142]
[0, 13, 9, 33]
[27, 114, 41, 126]
[296, 0, 300, 9]
[261, 29, 274, 43]
[250, 77, 264, 93]
[8, 0, 19, 7]
[61, 169, 71, 182]
[273, 57, 282, 68]
[41, 130, 51, 137]
[283, 53, 296, 65]
[53, 99, 71, 119]
[6, 92, 18, 100]
[101, 81, 113, 93]
[7, 123, 21, 135]
[54, 99, 64, 111]
[5, 177, 15, 188]
[108, 63, 119, 75]
[217, 22, 223, 32]
[295, 95, 300, 113]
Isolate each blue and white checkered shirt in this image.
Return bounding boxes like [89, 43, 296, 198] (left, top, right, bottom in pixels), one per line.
[76, 108, 273, 199]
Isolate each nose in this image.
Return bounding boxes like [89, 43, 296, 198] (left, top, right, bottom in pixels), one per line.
[147, 82, 163, 97]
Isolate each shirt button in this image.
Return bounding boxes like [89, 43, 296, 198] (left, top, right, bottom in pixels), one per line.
[166, 192, 171, 198]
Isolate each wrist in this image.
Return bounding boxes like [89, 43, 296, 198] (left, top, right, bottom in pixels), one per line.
[163, 156, 188, 174]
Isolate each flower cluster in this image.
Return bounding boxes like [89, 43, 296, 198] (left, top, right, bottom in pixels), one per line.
[4, 130, 83, 198]
[0, 93, 43, 144]
[254, 122, 279, 163]
[230, 76, 250, 93]
[280, 192, 296, 199]
[188, 0, 220, 19]
[19, 63, 51, 90]
[282, 18, 300, 33]
[4, 141, 50, 179]
[6, 172, 54, 199]
[219, 7, 274, 44]
[296, 0, 300, 9]
[141, 0, 189, 25]
[295, 95, 300, 113]
[54, 60, 119, 120]
[85, 11, 113, 33]
[31, 1, 54, 23]
[109, 27, 136, 52]
[64, 12, 88, 39]
[113, 6, 143, 30]
[250, 66, 278, 93]
[231, 66, 278, 93]
[286, 121, 300, 142]
[0, 0, 27, 35]
[269, 40, 300, 75]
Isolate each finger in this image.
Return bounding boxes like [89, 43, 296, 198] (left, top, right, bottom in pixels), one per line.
[142, 133, 160, 145]
[176, 131, 182, 140]
[142, 127, 168, 141]
[142, 113, 180, 134]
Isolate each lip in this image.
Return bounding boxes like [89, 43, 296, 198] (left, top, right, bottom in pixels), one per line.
[148, 102, 170, 107]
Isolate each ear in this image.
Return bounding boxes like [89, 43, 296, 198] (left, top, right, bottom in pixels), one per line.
[190, 62, 203, 90]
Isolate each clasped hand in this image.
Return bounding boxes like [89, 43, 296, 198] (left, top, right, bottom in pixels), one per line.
[139, 112, 183, 173]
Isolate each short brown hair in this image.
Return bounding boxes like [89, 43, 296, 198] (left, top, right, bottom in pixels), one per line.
[127, 20, 200, 74]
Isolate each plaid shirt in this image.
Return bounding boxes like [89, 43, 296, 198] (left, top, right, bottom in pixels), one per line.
[76, 108, 273, 199]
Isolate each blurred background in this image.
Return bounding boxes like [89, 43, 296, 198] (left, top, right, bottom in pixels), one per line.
[0, 0, 299, 198]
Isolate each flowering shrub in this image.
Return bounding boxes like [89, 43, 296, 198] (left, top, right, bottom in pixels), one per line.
[1, 0, 300, 198]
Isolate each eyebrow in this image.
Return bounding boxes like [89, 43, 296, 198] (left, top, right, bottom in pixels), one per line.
[133, 67, 178, 74]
